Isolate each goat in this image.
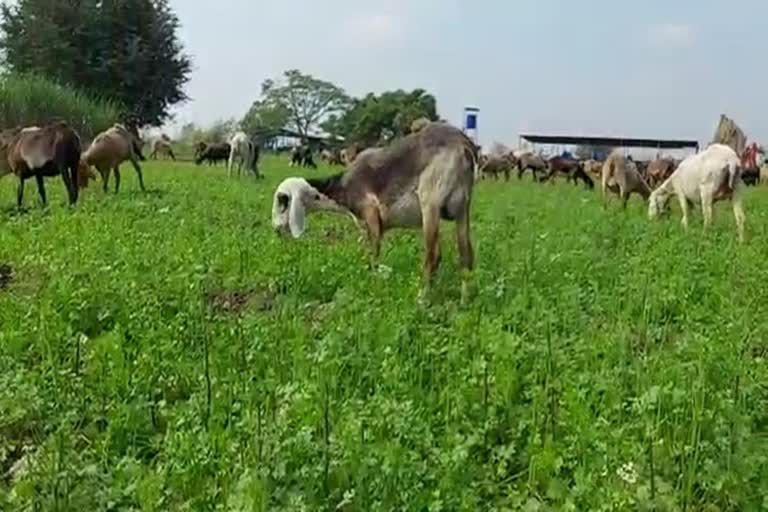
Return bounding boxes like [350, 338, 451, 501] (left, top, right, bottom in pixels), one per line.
[601, 149, 651, 208]
[196, 142, 230, 166]
[544, 156, 594, 189]
[0, 122, 82, 207]
[82, 124, 146, 193]
[150, 137, 176, 160]
[480, 153, 516, 181]
[272, 122, 478, 303]
[582, 159, 604, 176]
[516, 152, 548, 181]
[290, 146, 317, 169]
[228, 132, 260, 178]
[646, 158, 677, 189]
[340, 144, 362, 166]
[648, 144, 746, 241]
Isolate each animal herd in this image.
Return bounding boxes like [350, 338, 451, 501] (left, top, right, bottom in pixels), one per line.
[0, 117, 758, 302]
[477, 144, 749, 243]
[271, 123, 758, 300]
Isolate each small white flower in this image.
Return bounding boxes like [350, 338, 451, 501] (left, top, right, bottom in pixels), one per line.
[616, 462, 638, 485]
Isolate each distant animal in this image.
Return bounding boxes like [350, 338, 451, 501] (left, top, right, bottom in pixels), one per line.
[82, 123, 146, 193]
[340, 145, 362, 166]
[544, 156, 594, 189]
[649, 144, 745, 241]
[272, 122, 478, 303]
[516, 152, 548, 181]
[582, 159, 604, 176]
[228, 132, 260, 178]
[321, 148, 344, 166]
[760, 163, 768, 185]
[646, 158, 677, 189]
[480, 153, 516, 181]
[195, 142, 230, 166]
[0, 122, 82, 207]
[601, 149, 651, 208]
[150, 137, 175, 160]
[194, 141, 207, 161]
[290, 146, 317, 169]
[741, 168, 760, 186]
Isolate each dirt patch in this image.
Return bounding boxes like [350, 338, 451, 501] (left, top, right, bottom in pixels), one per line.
[206, 287, 278, 315]
[0, 263, 13, 290]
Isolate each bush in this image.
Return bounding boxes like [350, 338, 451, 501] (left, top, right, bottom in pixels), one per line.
[0, 73, 122, 141]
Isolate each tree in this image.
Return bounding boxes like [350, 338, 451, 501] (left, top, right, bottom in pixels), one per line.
[257, 70, 350, 137]
[0, 0, 192, 127]
[240, 100, 290, 138]
[323, 89, 438, 147]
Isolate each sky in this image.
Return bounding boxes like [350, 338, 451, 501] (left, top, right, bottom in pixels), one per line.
[166, 0, 768, 149]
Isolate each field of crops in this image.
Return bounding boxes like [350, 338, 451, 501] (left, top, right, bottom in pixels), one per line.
[1, 156, 767, 510]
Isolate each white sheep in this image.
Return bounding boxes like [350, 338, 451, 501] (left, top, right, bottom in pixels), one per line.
[228, 131, 259, 178]
[648, 144, 746, 241]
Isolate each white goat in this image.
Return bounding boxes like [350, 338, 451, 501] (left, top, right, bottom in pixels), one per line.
[228, 131, 259, 178]
[648, 144, 746, 241]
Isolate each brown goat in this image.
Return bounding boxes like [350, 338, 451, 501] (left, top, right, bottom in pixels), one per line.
[646, 158, 677, 189]
[0, 122, 82, 207]
[480, 153, 516, 181]
[82, 124, 146, 193]
[601, 149, 651, 208]
[272, 122, 478, 303]
[516, 153, 548, 181]
[150, 137, 176, 160]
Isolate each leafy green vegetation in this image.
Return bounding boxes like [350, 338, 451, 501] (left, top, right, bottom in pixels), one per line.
[1, 157, 766, 510]
[0, 74, 121, 140]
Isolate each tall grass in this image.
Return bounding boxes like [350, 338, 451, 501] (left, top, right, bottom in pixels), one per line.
[0, 73, 122, 141]
[0, 157, 767, 510]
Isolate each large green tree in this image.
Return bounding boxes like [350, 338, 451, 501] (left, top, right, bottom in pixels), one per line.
[254, 70, 350, 137]
[0, 0, 191, 127]
[323, 89, 438, 147]
[240, 99, 290, 139]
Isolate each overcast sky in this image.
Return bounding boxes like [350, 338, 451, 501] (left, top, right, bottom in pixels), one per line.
[167, 0, 767, 147]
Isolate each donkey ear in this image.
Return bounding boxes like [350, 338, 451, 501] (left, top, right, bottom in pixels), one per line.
[288, 193, 306, 238]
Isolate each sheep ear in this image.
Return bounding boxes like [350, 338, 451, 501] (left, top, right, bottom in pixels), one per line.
[288, 193, 306, 238]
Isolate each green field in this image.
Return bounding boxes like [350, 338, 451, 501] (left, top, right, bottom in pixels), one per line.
[1, 156, 767, 510]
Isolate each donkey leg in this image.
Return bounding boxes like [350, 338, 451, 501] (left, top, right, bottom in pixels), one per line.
[35, 175, 47, 206]
[113, 167, 121, 194]
[130, 159, 146, 191]
[16, 176, 25, 209]
[419, 205, 441, 302]
[361, 205, 382, 269]
[455, 200, 475, 305]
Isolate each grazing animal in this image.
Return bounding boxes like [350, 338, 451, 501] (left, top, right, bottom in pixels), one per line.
[601, 149, 652, 208]
[290, 146, 317, 169]
[195, 142, 230, 166]
[325, 149, 345, 166]
[272, 122, 478, 302]
[480, 153, 516, 181]
[646, 158, 677, 189]
[340, 145, 362, 166]
[82, 124, 146, 193]
[516, 152, 548, 181]
[582, 159, 604, 176]
[545, 156, 594, 189]
[150, 137, 176, 160]
[648, 144, 746, 241]
[0, 122, 82, 207]
[228, 132, 260, 178]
